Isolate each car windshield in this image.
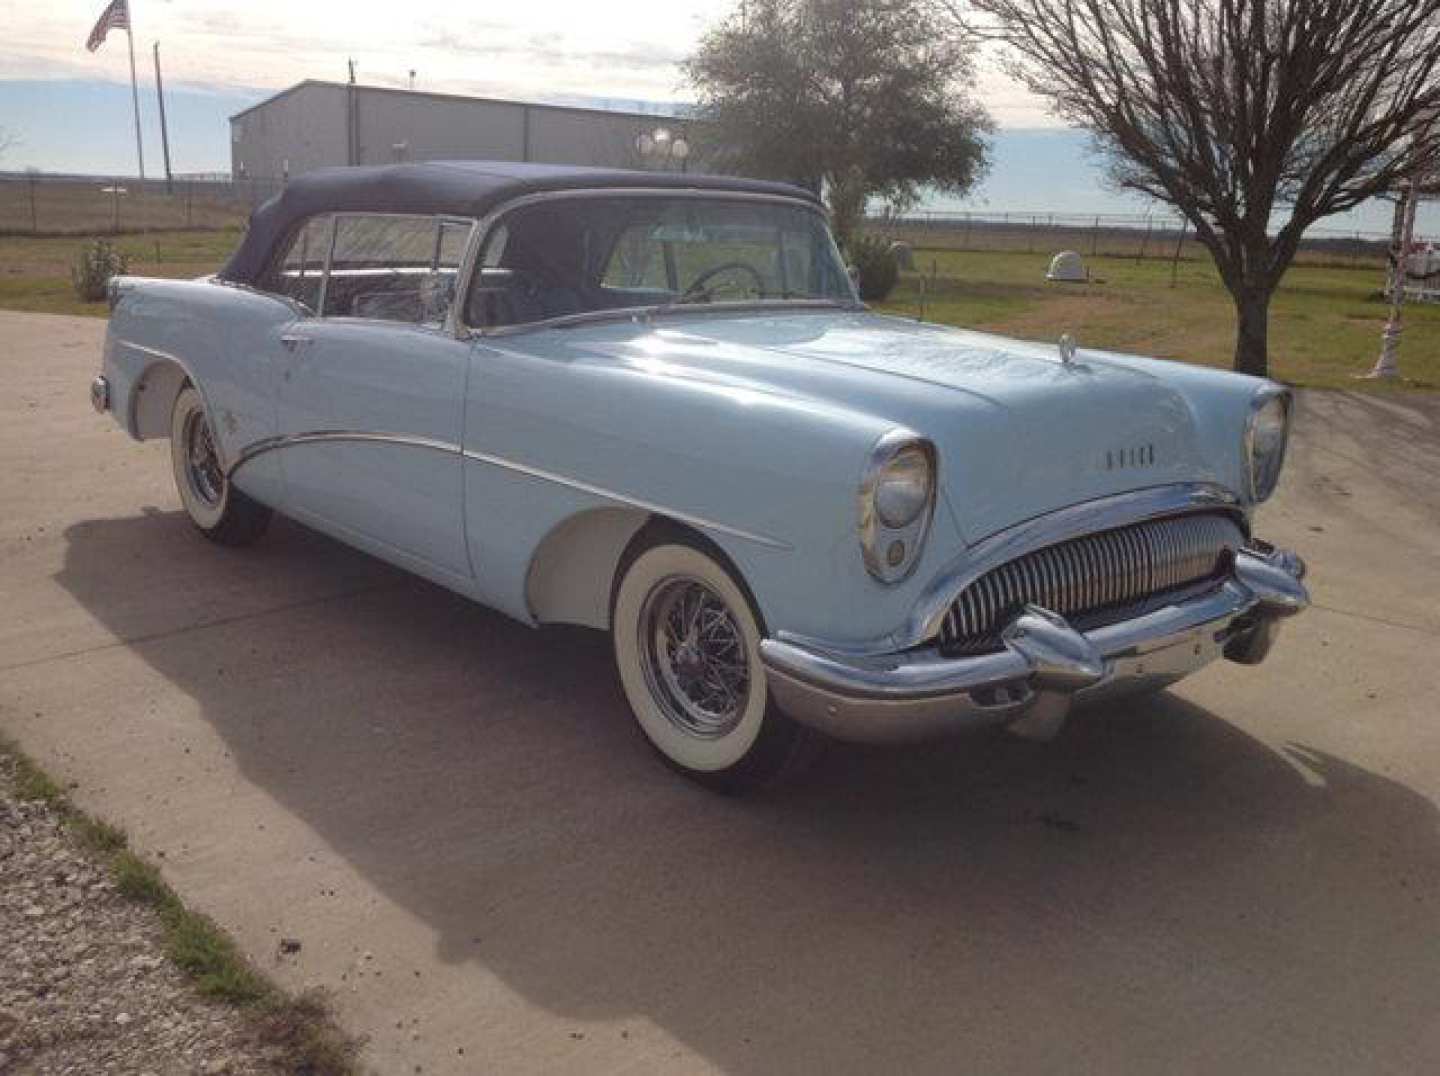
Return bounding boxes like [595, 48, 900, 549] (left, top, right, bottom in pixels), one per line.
[466, 195, 856, 329]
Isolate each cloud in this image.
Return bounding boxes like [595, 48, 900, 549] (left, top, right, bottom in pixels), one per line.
[3, 0, 1052, 123]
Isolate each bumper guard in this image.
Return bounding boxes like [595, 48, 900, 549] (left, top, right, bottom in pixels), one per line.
[759, 545, 1308, 743]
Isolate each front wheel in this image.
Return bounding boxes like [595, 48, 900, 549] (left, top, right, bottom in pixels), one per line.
[170, 385, 272, 546]
[612, 539, 816, 793]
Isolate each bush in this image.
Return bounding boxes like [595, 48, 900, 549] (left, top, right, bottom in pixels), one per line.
[72, 238, 128, 302]
[846, 234, 900, 302]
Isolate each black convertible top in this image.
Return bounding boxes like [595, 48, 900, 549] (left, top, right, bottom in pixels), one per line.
[218, 161, 819, 284]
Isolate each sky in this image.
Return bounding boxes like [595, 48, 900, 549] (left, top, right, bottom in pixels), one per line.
[0, 0, 1433, 234]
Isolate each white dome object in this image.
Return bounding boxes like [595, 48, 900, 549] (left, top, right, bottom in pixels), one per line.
[1046, 250, 1088, 283]
[889, 240, 915, 270]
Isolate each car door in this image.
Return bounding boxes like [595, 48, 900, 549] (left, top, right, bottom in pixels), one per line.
[273, 213, 476, 583]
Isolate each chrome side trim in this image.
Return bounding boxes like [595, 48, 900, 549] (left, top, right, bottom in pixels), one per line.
[222, 430, 791, 551]
[225, 430, 461, 478]
[460, 448, 793, 551]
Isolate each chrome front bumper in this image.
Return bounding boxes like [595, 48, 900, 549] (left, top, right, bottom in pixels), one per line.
[760, 545, 1309, 744]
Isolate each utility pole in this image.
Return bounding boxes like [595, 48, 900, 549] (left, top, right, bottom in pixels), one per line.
[153, 41, 174, 193]
[125, 20, 145, 179]
[347, 58, 358, 166]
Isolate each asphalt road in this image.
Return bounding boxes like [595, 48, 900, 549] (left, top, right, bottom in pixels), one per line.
[3, 309, 1438, 1075]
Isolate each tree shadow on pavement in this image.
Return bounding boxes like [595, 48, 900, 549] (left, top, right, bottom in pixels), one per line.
[56, 511, 1440, 1074]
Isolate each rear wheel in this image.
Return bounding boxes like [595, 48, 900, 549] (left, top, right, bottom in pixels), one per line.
[612, 539, 816, 793]
[170, 386, 272, 546]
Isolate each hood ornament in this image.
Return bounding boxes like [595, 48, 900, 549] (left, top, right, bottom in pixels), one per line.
[1058, 333, 1078, 365]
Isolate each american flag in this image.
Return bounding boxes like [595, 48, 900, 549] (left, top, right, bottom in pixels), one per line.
[85, 0, 130, 53]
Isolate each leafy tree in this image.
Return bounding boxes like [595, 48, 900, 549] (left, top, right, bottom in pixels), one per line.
[967, 0, 1440, 377]
[685, 0, 992, 248]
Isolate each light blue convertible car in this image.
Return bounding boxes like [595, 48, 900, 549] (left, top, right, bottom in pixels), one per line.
[92, 162, 1308, 791]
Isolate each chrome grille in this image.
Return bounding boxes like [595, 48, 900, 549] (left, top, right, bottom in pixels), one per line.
[940, 512, 1245, 652]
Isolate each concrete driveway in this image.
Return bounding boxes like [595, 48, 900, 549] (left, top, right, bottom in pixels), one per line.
[2, 309, 1438, 1075]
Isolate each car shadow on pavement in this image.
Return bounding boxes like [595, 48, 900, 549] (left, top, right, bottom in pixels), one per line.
[56, 511, 1440, 1074]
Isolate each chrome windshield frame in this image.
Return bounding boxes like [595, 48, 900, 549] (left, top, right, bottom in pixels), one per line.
[453, 187, 861, 339]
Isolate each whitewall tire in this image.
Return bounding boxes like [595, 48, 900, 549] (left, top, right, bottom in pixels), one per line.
[612, 538, 816, 792]
[169, 386, 272, 546]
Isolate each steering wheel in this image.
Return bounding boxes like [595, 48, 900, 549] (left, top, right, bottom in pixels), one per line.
[680, 261, 767, 303]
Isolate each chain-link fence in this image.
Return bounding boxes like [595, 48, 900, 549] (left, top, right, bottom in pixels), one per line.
[873, 210, 1394, 269]
[0, 172, 1401, 272]
[0, 172, 284, 235]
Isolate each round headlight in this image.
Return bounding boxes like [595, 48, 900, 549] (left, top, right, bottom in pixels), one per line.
[1246, 391, 1290, 502]
[874, 445, 933, 528]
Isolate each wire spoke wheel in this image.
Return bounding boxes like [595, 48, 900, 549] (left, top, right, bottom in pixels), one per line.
[640, 575, 752, 739]
[181, 408, 224, 508]
[169, 385, 271, 546]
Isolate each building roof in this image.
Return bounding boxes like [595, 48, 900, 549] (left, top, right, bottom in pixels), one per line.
[218, 160, 820, 283]
[229, 79, 696, 125]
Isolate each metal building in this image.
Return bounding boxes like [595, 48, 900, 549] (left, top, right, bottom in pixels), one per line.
[229, 80, 708, 180]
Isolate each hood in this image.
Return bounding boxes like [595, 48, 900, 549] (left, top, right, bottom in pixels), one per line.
[557, 310, 1224, 543]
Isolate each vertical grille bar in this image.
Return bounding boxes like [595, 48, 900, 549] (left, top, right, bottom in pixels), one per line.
[940, 512, 1245, 652]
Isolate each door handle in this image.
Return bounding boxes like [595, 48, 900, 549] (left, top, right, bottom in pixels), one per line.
[280, 333, 312, 353]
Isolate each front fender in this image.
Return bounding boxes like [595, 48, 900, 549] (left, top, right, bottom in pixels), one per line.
[463, 336, 965, 645]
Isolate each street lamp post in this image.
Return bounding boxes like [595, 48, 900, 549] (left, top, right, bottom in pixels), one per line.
[1367, 181, 1418, 379]
[636, 126, 691, 172]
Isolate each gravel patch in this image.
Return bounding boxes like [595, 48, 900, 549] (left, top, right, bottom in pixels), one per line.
[0, 752, 295, 1075]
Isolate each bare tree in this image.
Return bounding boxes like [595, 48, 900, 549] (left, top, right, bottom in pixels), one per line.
[967, 0, 1440, 376]
[0, 127, 18, 162]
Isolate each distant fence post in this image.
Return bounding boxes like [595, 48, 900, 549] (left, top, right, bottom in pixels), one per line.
[1028, 214, 1037, 253]
[1170, 219, 1188, 287]
[185, 180, 193, 228]
[1091, 215, 1100, 256]
[28, 173, 39, 233]
[1136, 219, 1152, 263]
[112, 179, 121, 234]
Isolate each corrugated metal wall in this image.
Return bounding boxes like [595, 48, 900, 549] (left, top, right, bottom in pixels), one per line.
[231, 83, 711, 179]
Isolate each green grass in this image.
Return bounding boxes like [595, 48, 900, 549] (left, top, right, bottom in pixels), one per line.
[0, 735, 361, 1074]
[0, 229, 243, 316]
[2, 229, 1434, 388]
[878, 249, 1440, 389]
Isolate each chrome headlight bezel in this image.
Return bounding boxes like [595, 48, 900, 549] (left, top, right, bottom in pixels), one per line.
[859, 430, 937, 584]
[1244, 384, 1291, 503]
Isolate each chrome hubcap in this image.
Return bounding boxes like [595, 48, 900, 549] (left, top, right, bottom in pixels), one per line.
[639, 576, 751, 739]
[183, 409, 224, 508]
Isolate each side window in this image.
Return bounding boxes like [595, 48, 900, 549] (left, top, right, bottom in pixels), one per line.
[322, 215, 472, 326]
[602, 226, 673, 291]
[270, 214, 333, 311]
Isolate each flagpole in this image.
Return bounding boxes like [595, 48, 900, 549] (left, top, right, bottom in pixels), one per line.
[153, 41, 173, 192]
[125, 24, 145, 179]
